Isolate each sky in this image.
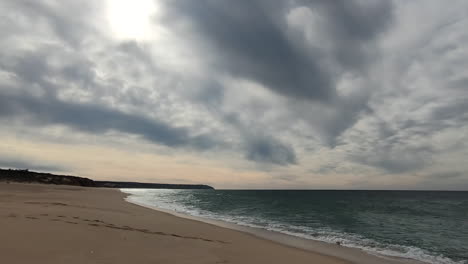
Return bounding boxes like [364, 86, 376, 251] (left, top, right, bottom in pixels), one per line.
[0, 0, 467, 189]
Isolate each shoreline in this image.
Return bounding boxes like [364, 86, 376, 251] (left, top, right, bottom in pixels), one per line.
[121, 190, 424, 264]
[0, 183, 350, 264]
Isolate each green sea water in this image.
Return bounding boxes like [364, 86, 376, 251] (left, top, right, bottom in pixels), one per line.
[122, 189, 468, 264]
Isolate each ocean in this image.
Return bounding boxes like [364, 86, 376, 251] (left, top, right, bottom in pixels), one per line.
[121, 189, 468, 264]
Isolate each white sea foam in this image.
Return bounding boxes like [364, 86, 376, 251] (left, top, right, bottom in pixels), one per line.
[121, 189, 466, 264]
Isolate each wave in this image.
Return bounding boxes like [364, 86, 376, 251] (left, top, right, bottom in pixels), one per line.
[121, 189, 466, 264]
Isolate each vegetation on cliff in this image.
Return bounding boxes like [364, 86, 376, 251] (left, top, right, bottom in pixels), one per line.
[0, 168, 214, 189]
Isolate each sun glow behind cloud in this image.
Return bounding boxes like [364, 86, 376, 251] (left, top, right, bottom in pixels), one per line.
[1, 0, 468, 189]
[106, 0, 156, 40]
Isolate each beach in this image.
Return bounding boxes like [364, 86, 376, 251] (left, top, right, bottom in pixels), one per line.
[1, 183, 417, 264]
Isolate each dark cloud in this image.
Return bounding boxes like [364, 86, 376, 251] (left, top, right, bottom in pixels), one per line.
[0, 44, 98, 100]
[219, 112, 298, 166]
[309, 0, 393, 68]
[158, 0, 393, 148]
[0, 92, 218, 150]
[192, 81, 225, 110]
[161, 0, 392, 102]
[430, 100, 468, 123]
[245, 136, 297, 165]
[161, 0, 331, 101]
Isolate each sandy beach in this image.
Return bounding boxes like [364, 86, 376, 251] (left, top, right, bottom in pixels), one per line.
[0, 183, 414, 264]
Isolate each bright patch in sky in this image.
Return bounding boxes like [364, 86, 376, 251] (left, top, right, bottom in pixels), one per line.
[2, 0, 468, 190]
[106, 0, 156, 40]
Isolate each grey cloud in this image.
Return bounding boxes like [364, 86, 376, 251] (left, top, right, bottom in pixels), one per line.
[350, 98, 467, 175]
[0, 8, 295, 166]
[161, 0, 331, 101]
[219, 112, 298, 166]
[1, 89, 296, 165]
[427, 171, 464, 180]
[161, 0, 391, 102]
[0, 16, 221, 150]
[4, 0, 388, 167]
[448, 77, 468, 90]
[246, 136, 297, 166]
[3, 0, 99, 48]
[310, 0, 393, 69]
[2, 0, 468, 188]
[321, 95, 372, 147]
[430, 100, 468, 123]
[0, 92, 218, 150]
[0, 156, 66, 172]
[192, 81, 225, 110]
[116, 41, 161, 77]
[276, 174, 299, 181]
[159, 0, 393, 148]
[308, 164, 338, 174]
[420, 171, 468, 191]
[349, 118, 435, 174]
[59, 59, 97, 90]
[363, 155, 429, 174]
[0, 45, 98, 100]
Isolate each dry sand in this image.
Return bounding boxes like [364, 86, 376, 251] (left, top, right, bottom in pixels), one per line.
[0, 183, 412, 264]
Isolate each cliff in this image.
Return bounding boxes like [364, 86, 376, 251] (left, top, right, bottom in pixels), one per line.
[0, 168, 214, 190]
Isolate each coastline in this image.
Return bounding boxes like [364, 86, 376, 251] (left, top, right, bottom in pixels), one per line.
[0, 183, 349, 264]
[122, 190, 424, 264]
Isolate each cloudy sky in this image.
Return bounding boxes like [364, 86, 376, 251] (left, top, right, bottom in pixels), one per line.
[1, 0, 467, 189]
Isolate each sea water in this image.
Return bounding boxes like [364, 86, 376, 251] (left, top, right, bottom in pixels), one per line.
[121, 189, 468, 264]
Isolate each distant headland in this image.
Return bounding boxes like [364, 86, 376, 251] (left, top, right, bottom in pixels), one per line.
[0, 168, 214, 190]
